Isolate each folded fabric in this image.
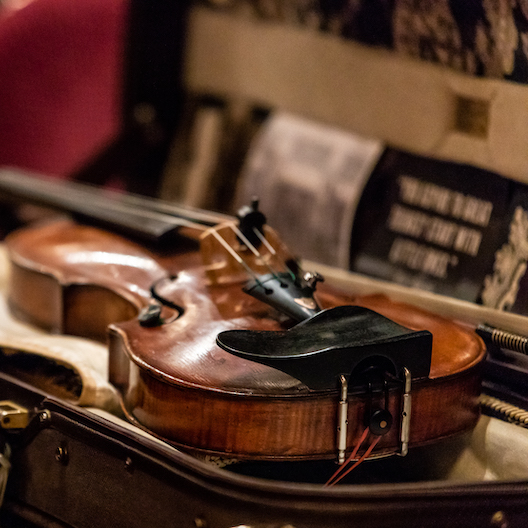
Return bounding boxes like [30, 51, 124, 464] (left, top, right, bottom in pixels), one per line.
[0, 244, 119, 411]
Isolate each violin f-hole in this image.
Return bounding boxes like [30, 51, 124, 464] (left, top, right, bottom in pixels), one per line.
[138, 277, 185, 327]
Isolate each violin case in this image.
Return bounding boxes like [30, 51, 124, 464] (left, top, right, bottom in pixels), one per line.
[0, 370, 527, 528]
[2, 1, 528, 526]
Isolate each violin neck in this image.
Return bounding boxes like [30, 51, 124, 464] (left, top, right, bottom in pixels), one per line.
[0, 168, 231, 244]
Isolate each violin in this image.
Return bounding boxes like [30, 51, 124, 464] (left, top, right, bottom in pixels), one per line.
[0, 169, 486, 462]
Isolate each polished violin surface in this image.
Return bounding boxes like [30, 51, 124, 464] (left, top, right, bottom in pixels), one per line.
[0, 168, 486, 461]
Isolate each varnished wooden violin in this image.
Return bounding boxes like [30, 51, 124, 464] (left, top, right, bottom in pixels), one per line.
[0, 169, 486, 463]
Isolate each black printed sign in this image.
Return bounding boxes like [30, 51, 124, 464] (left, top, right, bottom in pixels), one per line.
[349, 150, 511, 303]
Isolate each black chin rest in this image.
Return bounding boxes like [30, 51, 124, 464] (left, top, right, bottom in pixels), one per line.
[216, 305, 432, 390]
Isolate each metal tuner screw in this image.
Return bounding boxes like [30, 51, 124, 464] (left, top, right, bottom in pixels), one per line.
[303, 271, 324, 290]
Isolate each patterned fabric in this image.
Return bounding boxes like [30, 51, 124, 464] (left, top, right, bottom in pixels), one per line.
[200, 0, 528, 83]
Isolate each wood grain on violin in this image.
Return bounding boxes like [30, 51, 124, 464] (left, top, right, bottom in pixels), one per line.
[5, 216, 486, 461]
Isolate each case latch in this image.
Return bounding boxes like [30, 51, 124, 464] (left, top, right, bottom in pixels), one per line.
[0, 400, 30, 430]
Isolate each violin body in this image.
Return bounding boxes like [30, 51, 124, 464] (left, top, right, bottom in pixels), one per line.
[5, 218, 486, 461]
[7, 220, 170, 342]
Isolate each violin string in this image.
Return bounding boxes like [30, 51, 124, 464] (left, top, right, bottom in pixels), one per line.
[199, 219, 300, 290]
[208, 222, 298, 289]
[229, 224, 285, 282]
[209, 229, 270, 289]
[252, 227, 297, 280]
[252, 226, 277, 255]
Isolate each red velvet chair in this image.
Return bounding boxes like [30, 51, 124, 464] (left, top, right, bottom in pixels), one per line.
[0, 0, 126, 178]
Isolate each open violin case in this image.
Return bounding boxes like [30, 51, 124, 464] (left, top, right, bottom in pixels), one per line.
[1, 1, 528, 526]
